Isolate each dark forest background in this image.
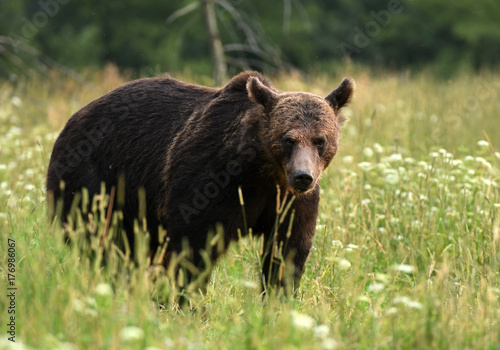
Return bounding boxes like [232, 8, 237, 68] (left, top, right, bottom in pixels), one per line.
[1, 0, 499, 80]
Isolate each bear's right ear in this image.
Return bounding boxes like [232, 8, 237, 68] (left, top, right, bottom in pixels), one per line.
[247, 77, 279, 111]
[325, 78, 355, 113]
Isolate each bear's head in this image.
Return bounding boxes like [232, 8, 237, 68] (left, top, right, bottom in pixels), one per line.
[246, 76, 354, 195]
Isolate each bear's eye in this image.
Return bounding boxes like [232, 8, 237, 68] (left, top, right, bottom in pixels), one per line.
[282, 136, 295, 147]
[314, 137, 326, 147]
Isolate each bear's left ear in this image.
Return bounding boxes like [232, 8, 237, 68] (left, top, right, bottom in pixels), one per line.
[325, 78, 355, 113]
[247, 77, 279, 112]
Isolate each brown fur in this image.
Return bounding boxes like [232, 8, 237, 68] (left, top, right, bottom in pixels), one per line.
[46, 71, 355, 301]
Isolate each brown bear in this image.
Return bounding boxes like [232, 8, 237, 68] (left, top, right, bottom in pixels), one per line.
[46, 71, 354, 298]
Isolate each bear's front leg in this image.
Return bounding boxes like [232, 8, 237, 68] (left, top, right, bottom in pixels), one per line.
[261, 186, 320, 296]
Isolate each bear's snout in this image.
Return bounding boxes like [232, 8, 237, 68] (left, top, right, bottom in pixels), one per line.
[292, 170, 314, 192]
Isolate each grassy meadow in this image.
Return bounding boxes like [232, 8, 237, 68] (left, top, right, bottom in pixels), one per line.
[0, 66, 499, 349]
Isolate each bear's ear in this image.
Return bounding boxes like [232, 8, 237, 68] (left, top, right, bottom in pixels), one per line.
[325, 78, 355, 113]
[247, 77, 279, 111]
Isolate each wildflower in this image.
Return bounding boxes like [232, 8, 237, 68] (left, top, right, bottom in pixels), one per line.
[11, 96, 22, 107]
[385, 307, 399, 315]
[241, 280, 259, 290]
[477, 140, 489, 148]
[342, 155, 354, 164]
[346, 243, 359, 250]
[363, 184, 372, 190]
[363, 147, 374, 158]
[475, 157, 492, 169]
[385, 173, 400, 185]
[393, 264, 416, 274]
[0, 338, 29, 350]
[429, 152, 439, 158]
[24, 184, 35, 191]
[331, 240, 343, 249]
[358, 162, 372, 171]
[388, 154, 403, 162]
[373, 143, 383, 154]
[367, 282, 385, 293]
[322, 338, 338, 350]
[291, 310, 315, 330]
[313, 325, 330, 339]
[338, 258, 351, 270]
[94, 283, 113, 296]
[495, 152, 500, 160]
[406, 301, 423, 309]
[7, 126, 22, 137]
[119, 326, 145, 342]
[361, 198, 371, 206]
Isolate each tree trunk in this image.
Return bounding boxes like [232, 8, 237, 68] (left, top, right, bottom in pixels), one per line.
[202, 0, 227, 86]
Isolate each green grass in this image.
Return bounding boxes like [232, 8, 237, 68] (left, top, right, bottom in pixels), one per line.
[0, 67, 499, 350]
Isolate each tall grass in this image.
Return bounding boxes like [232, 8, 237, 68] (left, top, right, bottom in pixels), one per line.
[0, 67, 499, 349]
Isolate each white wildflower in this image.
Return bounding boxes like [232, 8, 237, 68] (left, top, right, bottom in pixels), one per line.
[358, 162, 372, 171]
[388, 153, 403, 162]
[363, 147, 374, 158]
[338, 258, 351, 271]
[313, 325, 330, 339]
[24, 184, 35, 191]
[119, 326, 145, 342]
[321, 338, 339, 350]
[331, 240, 343, 249]
[429, 152, 439, 158]
[8, 126, 22, 137]
[407, 301, 423, 309]
[346, 243, 359, 250]
[385, 173, 400, 185]
[241, 280, 259, 290]
[393, 264, 416, 274]
[0, 338, 29, 350]
[367, 282, 385, 293]
[291, 310, 315, 330]
[475, 157, 492, 169]
[94, 283, 113, 296]
[386, 307, 399, 315]
[361, 198, 371, 206]
[477, 140, 489, 148]
[373, 143, 383, 154]
[342, 155, 354, 164]
[11, 96, 22, 107]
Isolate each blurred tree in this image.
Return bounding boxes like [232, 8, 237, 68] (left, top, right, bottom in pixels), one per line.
[1, 0, 499, 79]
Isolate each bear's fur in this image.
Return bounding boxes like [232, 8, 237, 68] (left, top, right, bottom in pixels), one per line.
[46, 71, 354, 296]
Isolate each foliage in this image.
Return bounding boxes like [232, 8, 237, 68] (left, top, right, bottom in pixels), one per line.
[1, 0, 499, 78]
[0, 68, 499, 349]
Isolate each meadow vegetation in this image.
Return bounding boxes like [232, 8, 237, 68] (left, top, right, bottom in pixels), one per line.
[0, 66, 499, 349]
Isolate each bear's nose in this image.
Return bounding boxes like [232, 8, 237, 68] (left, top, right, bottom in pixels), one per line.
[293, 170, 313, 192]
